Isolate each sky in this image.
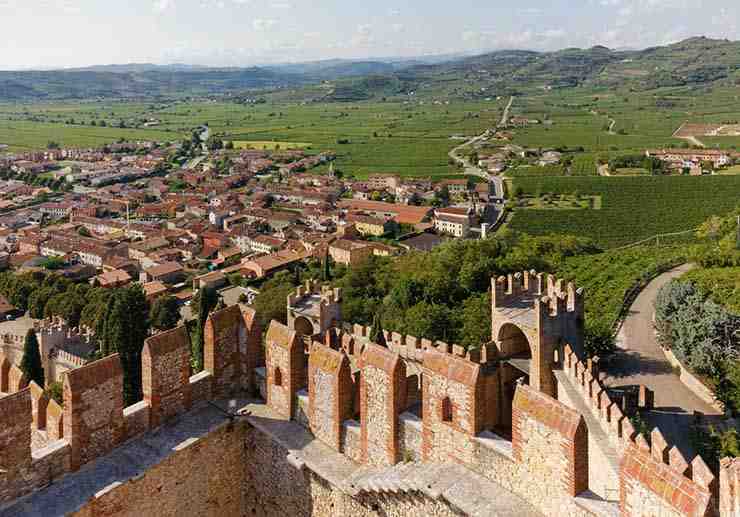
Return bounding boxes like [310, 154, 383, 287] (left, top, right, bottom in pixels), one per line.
[0, 0, 739, 69]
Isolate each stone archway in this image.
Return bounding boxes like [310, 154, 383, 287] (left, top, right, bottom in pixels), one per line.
[497, 323, 532, 438]
[293, 316, 314, 338]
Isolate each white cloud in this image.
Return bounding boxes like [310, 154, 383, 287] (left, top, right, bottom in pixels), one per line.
[154, 0, 172, 12]
[252, 18, 277, 31]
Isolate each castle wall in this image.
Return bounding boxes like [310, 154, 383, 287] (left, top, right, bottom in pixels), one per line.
[266, 321, 305, 420]
[421, 349, 483, 464]
[0, 388, 71, 506]
[70, 420, 248, 517]
[620, 440, 714, 517]
[720, 458, 740, 517]
[513, 384, 589, 497]
[6, 273, 740, 517]
[240, 308, 263, 396]
[242, 426, 462, 517]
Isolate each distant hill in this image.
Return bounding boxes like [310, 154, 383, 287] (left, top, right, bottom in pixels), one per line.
[2, 37, 740, 101]
[401, 36, 740, 95]
[0, 67, 303, 100]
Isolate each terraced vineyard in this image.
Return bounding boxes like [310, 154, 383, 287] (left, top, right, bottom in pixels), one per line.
[570, 153, 598, 176]
[558, 244, 688, 354]
[510, 175, 740, 248]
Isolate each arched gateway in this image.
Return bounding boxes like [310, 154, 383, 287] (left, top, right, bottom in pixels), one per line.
[491, 271, 585, 433]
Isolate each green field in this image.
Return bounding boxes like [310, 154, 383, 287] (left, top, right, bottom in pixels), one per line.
[0, 99, 506, 179]
[233, 140, 312, 150]
[509, 175, 740, 248]
[612, 167, 650, 176]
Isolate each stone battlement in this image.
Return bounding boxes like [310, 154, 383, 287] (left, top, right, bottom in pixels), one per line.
[492, 270, 584, 315]
[1, 273, 738, 517]
[0, 317, 93, 386]
[0, 304, 262, 508]
[287, 279, 342, 307]
[563, 344, 635, 449]
[287, 280, 342, 338]
[340, 324, 493, 366]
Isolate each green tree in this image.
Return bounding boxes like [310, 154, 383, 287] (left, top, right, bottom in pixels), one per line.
[20, 329, 44, 387]
[252, 271, 295, 328]
[102, 286, 150, 405]
[150, 296, 181, 332]
[433, 185, 450, 207]
[191, 286, 218, 372]
[322, 253, 332, 282]
[45, 381, 63, 406]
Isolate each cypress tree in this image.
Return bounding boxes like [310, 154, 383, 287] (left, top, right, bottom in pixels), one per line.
[103, 286, 150, 405]
[20, 329, 44, 387]
[322, 253, 331, 282]
[369, 313, 387, 347]
[192, 286, 218, 372]
[150, 295, 180, 332]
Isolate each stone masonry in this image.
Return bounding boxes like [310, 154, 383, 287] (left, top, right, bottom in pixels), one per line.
[2, 272, 740, 517]
[142, 326, 192, 429]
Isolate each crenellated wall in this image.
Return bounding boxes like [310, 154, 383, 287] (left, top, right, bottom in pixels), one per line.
[0, 304, 263, 508]
[142, 326, 192, 428]
[307, 343, 353, 452]
[3, 275, 740, 517]
[359, 342, 406, 466]
[0, 317, 94, 386]
[265, 321, 305, 420]
[63, 353, 125, 471]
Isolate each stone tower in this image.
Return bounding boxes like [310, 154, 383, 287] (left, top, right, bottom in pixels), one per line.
[286, 280, 342, 339]
[491, 270, 584, 398]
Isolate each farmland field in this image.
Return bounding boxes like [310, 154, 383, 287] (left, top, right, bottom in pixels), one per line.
[232, 140, 312, 150]
[0, 99, 506, 179]
[3, 83, 740, 182]
[509, 175, 740, 248]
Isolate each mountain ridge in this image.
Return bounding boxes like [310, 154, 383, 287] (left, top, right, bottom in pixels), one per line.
[2, 36, 739, 101]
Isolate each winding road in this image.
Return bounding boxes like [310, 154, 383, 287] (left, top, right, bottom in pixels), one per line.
[602, 264, 723, 458]
[448, 134, 504, 201]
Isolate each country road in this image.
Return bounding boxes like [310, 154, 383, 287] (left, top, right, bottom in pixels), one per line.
[602, 264, 722, 458]
[607, 117, 616, 135]
[447, 134, 504, 200]
[499, 96, 514, 127]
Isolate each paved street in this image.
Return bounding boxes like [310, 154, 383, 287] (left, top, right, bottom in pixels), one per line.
[603, 264, 722, 458]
